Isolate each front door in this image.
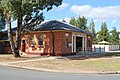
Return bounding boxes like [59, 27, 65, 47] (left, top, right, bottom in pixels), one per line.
[21, 40, 26, 52]
[76, 37, 82, 52]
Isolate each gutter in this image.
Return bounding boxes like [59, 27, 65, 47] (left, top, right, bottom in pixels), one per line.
[50, 30, 55, 56]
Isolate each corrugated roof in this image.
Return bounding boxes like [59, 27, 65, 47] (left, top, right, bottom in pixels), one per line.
[34, 20, 92, 34]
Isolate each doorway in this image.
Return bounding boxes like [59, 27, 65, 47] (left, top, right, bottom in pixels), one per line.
[76, 37, 82, 52]
[21, 40, 26, 52]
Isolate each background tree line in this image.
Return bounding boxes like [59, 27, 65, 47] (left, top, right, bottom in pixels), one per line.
[96, 22, 120, 45]
[69, 16, 88, 30]
[63, 16, 120, 45]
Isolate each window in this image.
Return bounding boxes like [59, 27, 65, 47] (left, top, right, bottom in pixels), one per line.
[30, 35, 34, 47]
[65, 38, 69, 48]
[38, 34, 43, 46]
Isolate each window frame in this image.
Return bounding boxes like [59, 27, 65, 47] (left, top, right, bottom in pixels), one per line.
[65, 38, 69, 48]
[30, 35, 34, 47]
[38, 34, 43, 47]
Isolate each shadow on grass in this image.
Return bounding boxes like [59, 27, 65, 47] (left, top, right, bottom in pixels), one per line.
[0, 53, 40, 59]
[63, 52, 120, 60]
[1, 52, 120, 60]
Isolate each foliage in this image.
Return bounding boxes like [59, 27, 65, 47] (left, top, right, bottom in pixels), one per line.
[0, 11, 6, 31]
[89, 20, 95, 33]
[0, 0, 62, 57]
[22, 0, 63, 31]
[76, 16, 87, 29]
[69, 16, 88, 30]
[1, 0, 63, 30]
[110, 27, 120, 44]
[89, 20, 97, 44]
[97, 22, 110, 42]
[69, 17, 76, 26]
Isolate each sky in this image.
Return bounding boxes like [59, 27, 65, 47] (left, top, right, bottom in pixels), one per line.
[42, 0, 120, 32]
[11, 0, 120, 32]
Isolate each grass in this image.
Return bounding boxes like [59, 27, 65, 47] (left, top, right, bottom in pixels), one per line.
[0, 54, 40, 62]
[104, 52, 120, 57]
[12, 57, 120, 72]
[1, 52, 120, 72]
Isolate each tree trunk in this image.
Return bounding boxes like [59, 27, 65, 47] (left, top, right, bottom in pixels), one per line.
[6, 16, 17, 57]
[15, 16, 22, 57]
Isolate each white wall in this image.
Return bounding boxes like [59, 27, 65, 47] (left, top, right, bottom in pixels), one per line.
[92, 45, 120, 52]
[109, 45, 119, 51]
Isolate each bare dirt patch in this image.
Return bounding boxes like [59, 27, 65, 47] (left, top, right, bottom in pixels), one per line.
[11, 57, 120, 72]
[0, 54, 40, 62]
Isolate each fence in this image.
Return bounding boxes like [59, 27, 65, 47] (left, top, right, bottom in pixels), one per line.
[92, 45, 120, 52]
[92, 46, 105, 52]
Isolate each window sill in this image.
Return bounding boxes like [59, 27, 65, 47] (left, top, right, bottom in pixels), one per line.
[31, 46, 34, 48]
[39, 45, 44, 48]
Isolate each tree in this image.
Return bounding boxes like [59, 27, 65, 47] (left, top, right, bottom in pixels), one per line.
[69, 17, 76, 26]
[0, 0, 62, 57]
[97, 22, 110, 42]
[0, 11, 6, 31]
[0, 0, 16, 57]
[69, 16, 88, 30]
[76, 16, 87, 30]
[110, 27, 120, 44]
[119, 31, 120, 44]
[89, 20, 97, 44]
[89, 20, 95, 33]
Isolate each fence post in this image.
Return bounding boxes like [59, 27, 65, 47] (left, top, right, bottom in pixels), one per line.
[94, 46, 95, 52]
[99, 47, 101, 52]
[104, 46, 105, 52]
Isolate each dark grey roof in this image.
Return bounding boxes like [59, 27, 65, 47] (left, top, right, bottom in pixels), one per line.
[34, 20, 91, 34]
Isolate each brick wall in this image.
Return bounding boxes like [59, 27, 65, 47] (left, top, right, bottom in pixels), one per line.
[23, 30, 73, 56]
[86, 35, 92, 51]
[61, 32, 72, 54]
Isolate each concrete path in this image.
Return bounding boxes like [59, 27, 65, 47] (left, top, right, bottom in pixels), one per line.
[8, 57, 56, 64]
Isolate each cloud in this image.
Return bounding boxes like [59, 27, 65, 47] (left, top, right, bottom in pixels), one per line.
[70, 5, 120, 19]
[58, 2, 69, 11]
[112, 20, 117, 24]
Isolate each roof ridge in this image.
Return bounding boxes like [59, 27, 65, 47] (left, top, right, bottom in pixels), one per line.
[34, 20, 92, 35]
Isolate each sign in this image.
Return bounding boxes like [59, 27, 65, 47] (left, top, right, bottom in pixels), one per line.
[73, 34, 84, 37]
[69, 43, 72, 46]
[65, 33, 69, 36]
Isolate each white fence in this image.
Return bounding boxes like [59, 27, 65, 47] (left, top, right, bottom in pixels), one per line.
[92, 45, 120, 52]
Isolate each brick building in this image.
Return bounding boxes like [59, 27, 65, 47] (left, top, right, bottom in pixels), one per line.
[21, 20, 92, 56]
[0, 32, 12, 53]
